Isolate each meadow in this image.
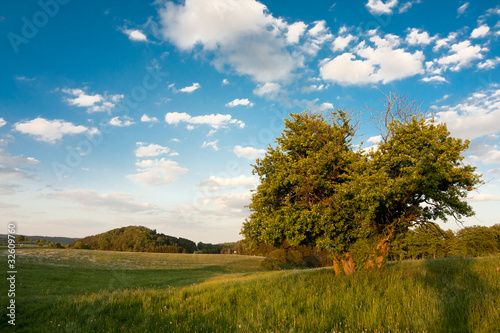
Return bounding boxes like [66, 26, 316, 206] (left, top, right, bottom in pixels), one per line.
[1, 248, 499, 332]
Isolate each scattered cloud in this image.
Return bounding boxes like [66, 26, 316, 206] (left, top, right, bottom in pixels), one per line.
[157, 0, 308, 83]
[436, 40, 485, 71]
[140, 114, 159, 123]
[62, 88, 123, 113]
[0, 148, 40, 195]
[320, 33, 424, 85]
[466, 193, 500, 201]
[406, 28, 434, 45]
[398, 0, 421, 13]
[134, 143, 173, 157]
[199, 175, 259, 190]
[225, 98, 254, 107]
[457, 2, 469, 16]
[14, 118, 97, 143]
[127, 158, 188, 186]
[122, 28, 148, 42]
[15, 75, 36, 82]
[332, 34, 355, 52]
[46, 190, 159, 213]
[365, 0, 398, 15]
[434, 86, 500, 140]
[0, 118, 6, 127]
[477, 57, 500, 70]
[179, 82, 201, 93]
[165, 112, 245, 131]
[109, 116, 135, 127]
[470, 24, 490, 38]
[421, 75, 448, 84]
[233, 145, 265, 160]
[201, 140, 219, 151]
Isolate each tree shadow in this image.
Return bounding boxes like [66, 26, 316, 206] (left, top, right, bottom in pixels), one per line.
[421, 257, 485, 333]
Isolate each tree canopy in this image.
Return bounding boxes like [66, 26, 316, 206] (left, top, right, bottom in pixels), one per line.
[241, 102, 482, 274]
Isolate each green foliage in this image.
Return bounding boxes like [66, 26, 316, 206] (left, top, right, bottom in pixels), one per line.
[242, 108, 482, 272]
[260, 257, 281, 270]
[69, 226, 197, 253]
[388, 225, 500, 260]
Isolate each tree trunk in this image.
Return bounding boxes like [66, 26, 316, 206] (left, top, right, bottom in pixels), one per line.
[341, 252, 356, 275]
[365, 236, 391, 270]
[332, 257, 342, 276]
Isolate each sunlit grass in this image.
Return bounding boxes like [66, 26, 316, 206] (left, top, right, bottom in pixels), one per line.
[1, 249, 499, 332]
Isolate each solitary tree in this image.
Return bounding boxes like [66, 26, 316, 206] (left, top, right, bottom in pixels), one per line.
[242, 98, 481, 274]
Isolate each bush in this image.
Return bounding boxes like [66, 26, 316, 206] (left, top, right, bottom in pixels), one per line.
[260, 257, 281, 271]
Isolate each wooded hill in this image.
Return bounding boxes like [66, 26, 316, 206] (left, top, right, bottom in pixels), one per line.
[70, 226, 197, 253]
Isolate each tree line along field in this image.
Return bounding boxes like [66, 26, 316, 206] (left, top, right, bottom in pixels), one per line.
[1, 248, 499, 332]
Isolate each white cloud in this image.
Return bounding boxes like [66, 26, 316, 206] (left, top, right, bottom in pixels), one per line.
[164, 112, 192, 125]
[165, 112, 245, 131]
[457, 2, 469, 16]
[406, 28, 433, 45]
[63, 88, 103, 107]
[332, 34, 355, 52]
[123, 29, 148, 42]
[15, 75, 36, 82]
[233, 145, 265, 160]
[365, 0, 398, 15]
[134, 143, 172, 157]
[0, 148, 40, 185]
[199, 175, 259, 190]
[14, 117, 95, 143]
[127, 158, 188, 186]
[466, 193, 500, 201]
[222, 79, 229, 85]
[470, 24, 490, 39]
[253, 82, 284, 100]
[62, 88, 123, 113]
[434, 87, 500, 140]
[286, 21, 307, 44]
[201, 140, 219, 151]
[436, 40, 484, 71]
[320, 102, 334, 110]
[140, 114, 159, 123]
[398, 0, 421, 13]
[477, 57, 500, 70]
[0, 118, 6, 127]
[421, 75, 448, 84]
[433, 32, 457, 51]
[225, 98, 254, 107]
[109, 116, 135, 127]
[179, 82, 201, 93]
[367, 135, 382, 144]
[157, 0, 304, 83]
[320, 34, 424, 85]
[47, 190, 158, 213]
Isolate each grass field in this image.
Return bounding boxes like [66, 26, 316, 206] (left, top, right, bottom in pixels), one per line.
[1, 248, 500, 332]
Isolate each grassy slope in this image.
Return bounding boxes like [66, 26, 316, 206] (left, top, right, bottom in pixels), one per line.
[1, 248, 499, 332]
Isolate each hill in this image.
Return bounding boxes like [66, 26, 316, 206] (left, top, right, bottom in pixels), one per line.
[70, 226, 197, 253]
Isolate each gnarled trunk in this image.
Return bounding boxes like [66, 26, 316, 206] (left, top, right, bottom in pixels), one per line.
[365, 235, 391, 270]
[341, 252, 356, 275]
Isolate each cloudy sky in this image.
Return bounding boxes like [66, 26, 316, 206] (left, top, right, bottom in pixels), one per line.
[1, 0, 500, 243]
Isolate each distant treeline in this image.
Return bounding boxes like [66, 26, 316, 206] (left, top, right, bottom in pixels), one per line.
[388, 224, 500, 260]
[236, 224, 500, 269]
[70, 226, 198, 253]
[0, 234, 79, 245]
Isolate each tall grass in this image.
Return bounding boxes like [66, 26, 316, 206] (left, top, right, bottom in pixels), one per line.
[2, 249, 499, 332]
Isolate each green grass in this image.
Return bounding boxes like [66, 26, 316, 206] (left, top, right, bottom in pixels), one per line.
[1, 248, 500, 332]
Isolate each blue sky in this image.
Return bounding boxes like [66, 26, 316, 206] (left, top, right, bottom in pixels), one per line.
[1, 0, 499, 243]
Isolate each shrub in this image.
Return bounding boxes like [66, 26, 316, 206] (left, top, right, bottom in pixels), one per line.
[260, 257, 281, 271]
